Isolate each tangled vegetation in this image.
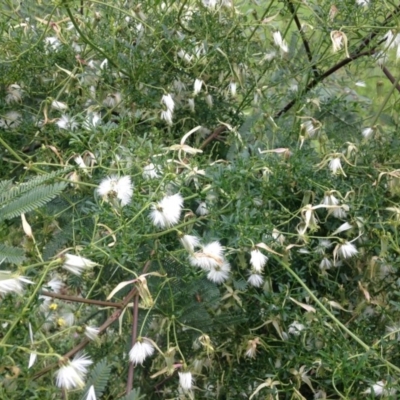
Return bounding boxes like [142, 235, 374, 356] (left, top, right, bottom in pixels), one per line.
[1, 0, 400, 398]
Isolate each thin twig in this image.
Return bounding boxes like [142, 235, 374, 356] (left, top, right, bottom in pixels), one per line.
[199, 125, 228, 150]
[381, 65, 400, 93]
[286, 0, 318, 78]
[126, 295, 140, 394]
[33, 260, 152, 380]
[41, 290, 123, 308]
[275, 4, 400, 118]
[275, 49, 376, 118]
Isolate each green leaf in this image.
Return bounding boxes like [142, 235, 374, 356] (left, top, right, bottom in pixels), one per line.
[81, 359, 111, 400]
[0, 244, 25, 265]
[0, 182, 67, 222]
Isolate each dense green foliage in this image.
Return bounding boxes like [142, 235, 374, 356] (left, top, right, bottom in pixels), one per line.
[1, 0, 400, 398]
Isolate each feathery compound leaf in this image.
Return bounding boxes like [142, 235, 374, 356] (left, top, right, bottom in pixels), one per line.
[0, 167, 73, 206]
[0, 244, 25, 265]
[81, 359, 111, 400]
[0, 179, 14, 199]
[0, 182, 67, 222]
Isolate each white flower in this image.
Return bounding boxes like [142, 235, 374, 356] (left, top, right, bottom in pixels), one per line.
[85, 326, 100, 341]
[189, 241, 224, 270]
[319, 257, 332, 271]
[273, 31, 288, 53]
[250, 249, 268, 272]
[196, 201, 209, 216]
[143, 163, 161, 179]
[363, 380, 396, 397]
[150, 193, 184, 228]
[83, 112, 102, 130]
[207, 262, 231, 284]
[59, 311, 75, 327]
[288, 321, 305, 336]
[62, 254, 97, 276]
[330, 31, 344, 52]
[180, 235, 200, 253]
[51, 100, 68, 111]
[161, 109, 173, 125]
[45, 36, 61, 51]
[362, 127, 374, 139]
[162, 93, 175, 112]
[322, 191, 339, 206]
[55, 353, 93, 390]
[333, 241, 358, 260]
[247, 273, 264, 287]
[194, 79, 203, 95]
[177, 49, 193, 63]
[302, 120, 318, 138]
[188, 98, 195, 112]
[356, 0, 369, 5]
[245, 337, 260, 358]
[56, 114, 78, 130]
[263, 51, 277, 62]
[332, 205, 348, 219]
[6, 84, 23, 104]
[179, 371, 193, 391]
[103, 92, 122, 108]
[86, 385, 97, 400]
[0, 111, 21, 129]
[97, 175, 133, 206]
[0, 271, 33, 295]
[28, 323, 37, 369]
[328, 157, 345, 175]
[229, 82, 237, 97]
[272, 228, 285, 245]
[205, 94, 213, 108]
[129, 338, 155, 365]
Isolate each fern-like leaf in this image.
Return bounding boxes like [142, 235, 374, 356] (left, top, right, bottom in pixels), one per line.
[81, 359, 111, 400]
[0, 179, 14, 198]
[0, 182, 67, 221]
[0, 167, 73, 205]
[0, 244, 25, 265]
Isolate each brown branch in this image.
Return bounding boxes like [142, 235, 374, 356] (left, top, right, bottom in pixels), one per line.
[286, 0, 318, 78]
[199, 125, 228, 150]
[41, 290, 123, 308]
[275, 4, 400, 118]
[381, 65, 400, 93]
[126, 295, 140, 394]
[33, 259, 153, 381]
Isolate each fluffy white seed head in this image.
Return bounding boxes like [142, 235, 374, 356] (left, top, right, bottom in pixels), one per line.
[150, 193, 184, 228]
[129, 338, 155, 365]
[179, 371, 193, 391]
[250, 249, 268, 272]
